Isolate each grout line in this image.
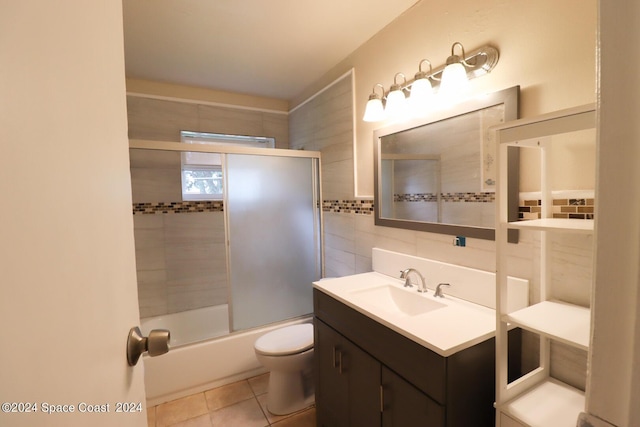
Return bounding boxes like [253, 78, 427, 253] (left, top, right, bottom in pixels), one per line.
[149, 373, 315, 427]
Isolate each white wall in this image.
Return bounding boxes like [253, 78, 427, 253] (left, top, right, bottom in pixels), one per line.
[0, 1, 145, 426]
[585, 1, 640, 426]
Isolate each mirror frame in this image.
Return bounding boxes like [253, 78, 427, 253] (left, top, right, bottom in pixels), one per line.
[373, 86, 520, 241]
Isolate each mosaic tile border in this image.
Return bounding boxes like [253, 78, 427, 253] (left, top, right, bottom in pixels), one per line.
[394, 193, 438, 202]
[135, 200, 376, 215]
[394, 192, 496, 203]
[134, 195, 500, 217]
[519, 198, 595, 220]
[133, 201, 224, 215]
[322, 200, 374, 215]
[440, 192, 495, 202]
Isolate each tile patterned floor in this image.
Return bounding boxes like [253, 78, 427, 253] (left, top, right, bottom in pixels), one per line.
[147, 373, 316, 427]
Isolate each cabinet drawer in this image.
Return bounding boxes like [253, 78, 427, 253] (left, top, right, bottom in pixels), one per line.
[314, 289, 447, 404]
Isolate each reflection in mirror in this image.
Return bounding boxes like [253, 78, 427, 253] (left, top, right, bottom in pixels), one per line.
[374, 86, 519, 240]
[380, 155, 441, 222]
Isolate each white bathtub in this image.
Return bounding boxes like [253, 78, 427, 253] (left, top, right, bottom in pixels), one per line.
[141, 306, 313, 406]
[141, 305, 230, 347]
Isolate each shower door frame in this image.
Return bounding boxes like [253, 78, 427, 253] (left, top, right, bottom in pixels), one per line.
[129, 139, 324, 334]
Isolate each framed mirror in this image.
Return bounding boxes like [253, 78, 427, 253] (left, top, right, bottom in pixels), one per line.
[374, 86, 520, 240]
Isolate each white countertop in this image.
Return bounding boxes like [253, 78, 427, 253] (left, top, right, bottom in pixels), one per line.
[314, 272, 497, 357]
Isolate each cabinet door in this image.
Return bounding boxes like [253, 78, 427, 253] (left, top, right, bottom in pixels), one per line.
[315, 319, 348, 427]
[381, 366, 445, 427]
[343, 332, 381, 427]
[315, 319, 381, 427]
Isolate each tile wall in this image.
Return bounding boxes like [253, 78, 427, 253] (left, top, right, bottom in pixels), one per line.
[133, 212, 227, 318]
[289, 73, 354, 200]
[130, 149, 228, 318]
[127, 96, 289, 148]
[127, 96, 289, 319]
[520, 197, 595, 220]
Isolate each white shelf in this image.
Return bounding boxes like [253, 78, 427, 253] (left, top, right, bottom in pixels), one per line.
[506, 218, 594, 233]
[504, 301, 590, 350]
[503, 379, 585, 427]
[495, 105, 595, 427]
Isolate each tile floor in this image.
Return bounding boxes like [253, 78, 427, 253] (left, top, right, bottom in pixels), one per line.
[147, 373, 316, 427]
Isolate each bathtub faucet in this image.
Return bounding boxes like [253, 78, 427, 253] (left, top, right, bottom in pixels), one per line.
[400, 268, 427, 293]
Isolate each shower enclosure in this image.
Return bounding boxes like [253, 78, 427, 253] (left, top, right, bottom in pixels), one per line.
[129, 140, 322, 347]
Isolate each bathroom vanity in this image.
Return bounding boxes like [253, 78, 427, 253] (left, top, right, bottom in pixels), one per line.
[313, 251, 528, 427]
[315, 288, 496, 426]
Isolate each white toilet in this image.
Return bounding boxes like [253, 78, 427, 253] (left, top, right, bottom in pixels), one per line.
[254, 323, 315, 415]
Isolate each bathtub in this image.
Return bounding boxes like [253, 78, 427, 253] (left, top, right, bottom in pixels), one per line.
[141, 305, 230, 347]
[141, 306, 313, 406]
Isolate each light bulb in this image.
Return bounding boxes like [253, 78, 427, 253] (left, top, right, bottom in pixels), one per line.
[439, 56, 469, 100]
[363, 97, 385, 122]
[409, 77, 433, 112]
[385, 88, 408, 120]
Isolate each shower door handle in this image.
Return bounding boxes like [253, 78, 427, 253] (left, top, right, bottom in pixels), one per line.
[126, 326, 171, 366]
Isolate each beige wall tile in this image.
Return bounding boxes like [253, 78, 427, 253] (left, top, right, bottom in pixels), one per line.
[134, 215, 165, 248]
[263, 113, 289, 149]
[164, 212, 224, 246]
[127, 96, 199, 141]
[289, 72, 354, 200]
[131, 167, 182, 203]
[127, 95, 288, 148]
[130, 148, 181, 168]
[549, 233, 593, 307]
[316, 131, 354, 164]
[324, 246, 356, 277]
[197, 104, 264, 136]
[321, 159, 354, 200]
[551, 341, 588, 391]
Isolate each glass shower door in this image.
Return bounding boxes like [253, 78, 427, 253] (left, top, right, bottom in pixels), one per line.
[225, 153, 321, 331]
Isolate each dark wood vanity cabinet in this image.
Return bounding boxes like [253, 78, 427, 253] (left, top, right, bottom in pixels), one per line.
[314, 289, 498, 427]
[381, 365, 445, 426]
[315, 319, 382, 427]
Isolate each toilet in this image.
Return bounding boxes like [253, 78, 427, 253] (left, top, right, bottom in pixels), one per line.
[254, 323, 314, 415]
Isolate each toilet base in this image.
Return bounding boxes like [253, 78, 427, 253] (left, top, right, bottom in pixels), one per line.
[267, 356, 315, 415]
[266, 367, 315, 415]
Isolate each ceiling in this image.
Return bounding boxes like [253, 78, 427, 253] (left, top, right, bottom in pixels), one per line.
[122, 0, 420, 101]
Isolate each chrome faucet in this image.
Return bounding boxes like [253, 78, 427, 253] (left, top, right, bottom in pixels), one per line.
[400, 268, 427, 293]
[434, 283, 451, 298]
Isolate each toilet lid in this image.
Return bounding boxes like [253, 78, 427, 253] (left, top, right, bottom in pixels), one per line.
[254, 324, 313, 356]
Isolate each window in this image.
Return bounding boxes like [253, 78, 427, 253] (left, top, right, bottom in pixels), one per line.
[180, 131, 275, 201]
[182, 167, 223, 199]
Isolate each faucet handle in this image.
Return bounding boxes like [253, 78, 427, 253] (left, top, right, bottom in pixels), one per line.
[434, 283, 451, 298]
[400, 269, 414, 288]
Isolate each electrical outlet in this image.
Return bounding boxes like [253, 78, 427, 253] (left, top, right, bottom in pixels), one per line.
[454, 236, 466, 247]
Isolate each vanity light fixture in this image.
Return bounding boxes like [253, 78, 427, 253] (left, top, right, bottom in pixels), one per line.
[409, 59, 434, 111]
[384, 73, 409, 120]
[362, 42, 499, 122]
[363, 84, 386, 122]
[439, 42, 471, 99]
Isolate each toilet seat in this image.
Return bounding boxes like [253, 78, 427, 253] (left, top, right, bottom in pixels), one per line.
[254, 324, 313, 356]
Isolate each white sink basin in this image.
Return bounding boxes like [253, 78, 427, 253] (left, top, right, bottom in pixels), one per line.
[314, 272, 499, 356]
[350, 284, 446, 317]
